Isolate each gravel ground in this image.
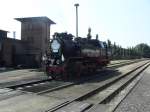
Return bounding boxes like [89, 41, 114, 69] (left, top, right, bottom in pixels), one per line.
[0, 69, 48, 88]
[0, 69, 47, 83]
[115, 65, 150, 112]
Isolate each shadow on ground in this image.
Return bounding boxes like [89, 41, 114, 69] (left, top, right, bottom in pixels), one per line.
[54, 68, 121, 84]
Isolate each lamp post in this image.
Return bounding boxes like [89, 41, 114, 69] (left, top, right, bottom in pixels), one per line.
[74, 3, 79, 38]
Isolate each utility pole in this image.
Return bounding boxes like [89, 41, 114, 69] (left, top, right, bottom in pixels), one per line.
[74, 3, 79, 38]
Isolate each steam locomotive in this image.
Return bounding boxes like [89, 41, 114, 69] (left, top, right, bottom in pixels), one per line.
[45, 29, 110, 79]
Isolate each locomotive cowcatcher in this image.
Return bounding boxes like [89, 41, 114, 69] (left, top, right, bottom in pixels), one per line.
[45, 29, 110, 79]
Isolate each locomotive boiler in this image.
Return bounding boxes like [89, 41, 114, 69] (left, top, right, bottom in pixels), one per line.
[45, 30, 110, 79]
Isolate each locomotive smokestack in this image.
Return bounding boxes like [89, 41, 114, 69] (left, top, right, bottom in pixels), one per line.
[87, 27, 92, 39]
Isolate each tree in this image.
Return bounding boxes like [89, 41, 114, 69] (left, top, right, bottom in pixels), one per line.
[107, 39, 111, 49]
[107, 39, 112, 58]
[135, 43, 150, 58]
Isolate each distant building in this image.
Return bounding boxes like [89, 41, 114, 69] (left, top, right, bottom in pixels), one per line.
[0, 16, 55, 68]
[0, 30, 8, 39]
[0, 30, 8, 66]
[0, 30, 21, 67]
[0, 38, 25, 67]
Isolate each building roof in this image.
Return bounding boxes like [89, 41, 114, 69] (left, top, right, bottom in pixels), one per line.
[0, 29, 9, 33]
[15, 16, 56, 24]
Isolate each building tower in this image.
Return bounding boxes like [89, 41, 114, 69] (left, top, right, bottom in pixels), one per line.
[15, 16, 55, 67]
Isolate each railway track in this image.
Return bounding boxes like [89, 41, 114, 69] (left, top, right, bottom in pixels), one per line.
[108, 59, 144, 65]
[7, 69, 109, 93]
[5, 59, 146, 94]
[37, 60, 150, 112]
[83, 62, 150, 112]
[5, 78, 52, 89]
[0, 60, 149, 112]
[109, 60, 132, 65]
[107, 59, 144, 68]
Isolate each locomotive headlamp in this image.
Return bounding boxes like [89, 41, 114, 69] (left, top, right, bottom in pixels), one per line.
[51, 39, 61, 53]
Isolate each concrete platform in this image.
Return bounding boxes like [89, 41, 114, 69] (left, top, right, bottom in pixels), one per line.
[0, 88, 67, 112]
[114, 65, 150, 112]
[0, 88, 14, 94]
[109, 60, 130, 65]
[0, 69, 47, 88]
[44, 83, 99, 101]
[0, 88, 25, 101]
[55, 101, 92, 112]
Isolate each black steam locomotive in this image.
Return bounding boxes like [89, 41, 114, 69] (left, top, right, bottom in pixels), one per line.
[45, 29, 110, 79]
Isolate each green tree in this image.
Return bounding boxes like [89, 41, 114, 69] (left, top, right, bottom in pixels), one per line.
[135, 43, 150, 58]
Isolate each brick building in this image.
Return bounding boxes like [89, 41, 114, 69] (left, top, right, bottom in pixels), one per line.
[0, 17, 55, 68]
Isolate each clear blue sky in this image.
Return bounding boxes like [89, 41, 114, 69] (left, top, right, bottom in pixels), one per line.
[0, 0, 150, 48]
